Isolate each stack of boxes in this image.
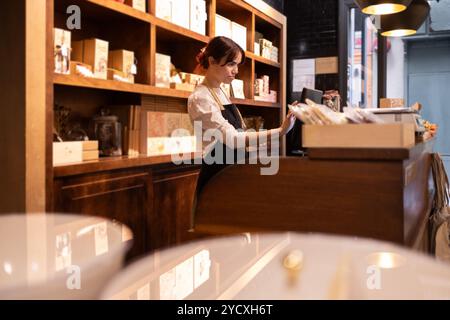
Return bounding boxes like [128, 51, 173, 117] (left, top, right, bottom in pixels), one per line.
[156, 0, 207, 35]
[53, 140, 99, 165]
[253, 31, 279, 63]
[254, 75, 277, 103]
[215, 14, 247, 51]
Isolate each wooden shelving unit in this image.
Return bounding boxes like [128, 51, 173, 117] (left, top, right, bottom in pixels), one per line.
[43, 0, 286, 256]
[51, 0, 286, 172]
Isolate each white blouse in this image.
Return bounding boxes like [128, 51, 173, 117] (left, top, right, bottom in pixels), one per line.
[188, 84, 245, 154]
[188, 84, 279, 156]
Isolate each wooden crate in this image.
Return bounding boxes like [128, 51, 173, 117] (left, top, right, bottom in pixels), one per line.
[302, 124, 415, 148]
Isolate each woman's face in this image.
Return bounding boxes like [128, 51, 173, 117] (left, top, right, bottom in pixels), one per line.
[209, 51, 242, 84]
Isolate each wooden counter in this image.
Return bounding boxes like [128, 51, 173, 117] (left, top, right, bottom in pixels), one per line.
[194, 139, 435, 250]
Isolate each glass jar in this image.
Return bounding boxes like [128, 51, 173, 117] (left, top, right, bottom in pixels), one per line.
[93, 110, 122, 157]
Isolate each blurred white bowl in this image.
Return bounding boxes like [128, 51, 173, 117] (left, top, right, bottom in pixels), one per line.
[0, 213, 133, 299]
[100, 233, 450, 300]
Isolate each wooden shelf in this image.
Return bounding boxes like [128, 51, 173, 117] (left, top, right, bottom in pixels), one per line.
[153, 17, 210, 44]
[54, 74, 281, 107]
[247, 51, 280, 68]
[56, 0, 152, 23]
[53, 74, 192, 99]
[53, 153, 203, 177]
[231, 98, 280, 108]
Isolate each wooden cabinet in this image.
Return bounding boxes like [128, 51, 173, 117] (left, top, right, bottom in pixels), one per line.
[150, 164, 201, 251]
[53, 163, 200, 257]
[53, 168, 152, 258]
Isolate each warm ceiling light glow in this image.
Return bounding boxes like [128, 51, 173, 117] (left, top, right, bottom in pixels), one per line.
[354, 0, 412, 15]
[381, 29, 417, 36]
[380, 0, 430, 38]
[363, 3, 407, 15]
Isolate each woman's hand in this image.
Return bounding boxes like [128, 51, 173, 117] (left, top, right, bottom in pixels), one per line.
[280, 111, 296, 135]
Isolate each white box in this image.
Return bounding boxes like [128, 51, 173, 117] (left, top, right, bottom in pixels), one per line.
[231, 79, 245, 99]
[215, 14, 231, 38]
[172, 0, 191, 29]
[155, 53, 171, 88]
[302, 124, 415, 148]
[190, 0, 207, 35]
[141, 136, 196, 156]
[53, 142, 83, 165]
[254, 42, 260, 56]
[231, 22, 247, 51]
[156, 0, 173, 21]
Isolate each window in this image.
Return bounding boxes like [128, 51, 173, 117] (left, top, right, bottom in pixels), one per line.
[347, 8, 379, 108]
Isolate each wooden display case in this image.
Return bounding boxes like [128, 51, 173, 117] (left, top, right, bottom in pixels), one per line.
[46, 0, 286, 255]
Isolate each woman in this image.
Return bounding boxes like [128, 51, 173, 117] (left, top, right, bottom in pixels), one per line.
[188, 36, 296, 194]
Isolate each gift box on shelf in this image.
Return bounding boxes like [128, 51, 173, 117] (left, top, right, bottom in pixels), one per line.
[231, 22, 247, 51]
[54, 28, 71, 74]
[215, 14, 232, 38]
[172, 0, 190, 29]
[155, 0, 173, 21]
[155, 53, 171, 88]
[108, 50, 135, 83]
[53, 141, 99, 165]
[72, 38, 109, 80]
[190, 0, 207, 35]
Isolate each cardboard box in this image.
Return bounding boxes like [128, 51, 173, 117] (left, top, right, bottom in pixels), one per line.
[380, 98, 404, 108]
[71, 40, 84, 63]
[215, 14, 231, 38]
[109, 50, 135, 83]
[315, 56, 338, 75]
[172, 0, 190, 29]
[155, 0, 173, 21]
[82, 140, 99, 151]
[125, 0, 146, 12]
[302, 123, 415, 148]
[190, 0, 207, 35]
[83, 150, 99, 161]
[83, 38, 109, 79]
[231, 22, 247, 51]
[170, 82, 195, 91]
[155, 53, 171, 88]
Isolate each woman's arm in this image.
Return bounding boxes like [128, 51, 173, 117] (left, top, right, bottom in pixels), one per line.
[188, 93, 296, 149]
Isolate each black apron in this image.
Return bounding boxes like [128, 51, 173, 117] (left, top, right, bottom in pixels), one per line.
[195, 103, 246, 195]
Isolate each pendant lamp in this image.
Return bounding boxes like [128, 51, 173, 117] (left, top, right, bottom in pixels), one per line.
[380, 0, 430, 37]
[354, 0, 412, 15]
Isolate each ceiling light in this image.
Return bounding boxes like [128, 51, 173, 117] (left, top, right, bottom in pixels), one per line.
[354, 0, 412, 15]
[380, 0, 430, 37]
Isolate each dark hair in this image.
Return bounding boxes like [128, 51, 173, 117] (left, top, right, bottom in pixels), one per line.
[198, 36, 245, 69]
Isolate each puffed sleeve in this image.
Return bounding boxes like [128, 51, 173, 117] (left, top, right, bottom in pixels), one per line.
[188, 90, 245, 148]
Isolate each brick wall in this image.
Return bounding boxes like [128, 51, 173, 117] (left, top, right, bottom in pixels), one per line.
[286, 0, 339, 101]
